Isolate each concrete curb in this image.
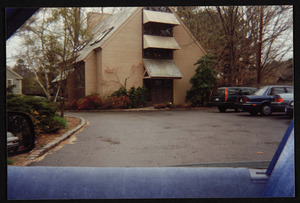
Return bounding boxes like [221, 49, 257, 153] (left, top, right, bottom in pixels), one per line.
[27, 116, 87, 161]
[64, 107, 214, 113]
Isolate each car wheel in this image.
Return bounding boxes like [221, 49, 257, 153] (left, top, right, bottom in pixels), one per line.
[261, 105, 272, 116]
[249, 109, 258, 115]
[218, 106, 227, 112]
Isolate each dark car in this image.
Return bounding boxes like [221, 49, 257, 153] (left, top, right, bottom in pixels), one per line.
[209, 87, 257, 112]
[236, 85, 293, 116]
[271, 93, 293, 113]
[285, 100, 294, 118]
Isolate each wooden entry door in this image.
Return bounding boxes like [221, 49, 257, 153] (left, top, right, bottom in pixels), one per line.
[144, 79, 173, 105]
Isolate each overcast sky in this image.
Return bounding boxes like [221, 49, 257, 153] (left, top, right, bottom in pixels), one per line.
[6, 7, 293, 68]
[6, 7, 116, 68]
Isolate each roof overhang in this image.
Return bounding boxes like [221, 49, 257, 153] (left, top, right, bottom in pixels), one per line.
[6, 68, 23, 79]
[143, 35, 181, 50]
[143, 59, 183, 79]
[143, 10, 180, 26]
[52, 69, 74, 83]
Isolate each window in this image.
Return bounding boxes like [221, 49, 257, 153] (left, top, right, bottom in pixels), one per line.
[286, 87, 293, 93]
[269, 87, 285, 95]
[228, 88, 240, 95]
[144, 7, 171, 13]
[143, 48, 173, 59]
[7, 79, 13, 87]
[90, 27, 114, 46]
[74, 66, 85, 89]
[143, 23, 173, 37]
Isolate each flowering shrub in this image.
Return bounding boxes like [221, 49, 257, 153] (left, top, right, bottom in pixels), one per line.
[67, 100, 79, 110]
[77, 94, 104, 110]
[109, 95, 132, 109]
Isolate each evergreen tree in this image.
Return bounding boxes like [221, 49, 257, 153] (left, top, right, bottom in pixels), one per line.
[186, 55, 217, 106]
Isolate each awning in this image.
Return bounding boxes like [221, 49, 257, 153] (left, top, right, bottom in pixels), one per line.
[143, 59, 183, 79]
[143, 35, 181, 50]
[143, 10, 180, 25]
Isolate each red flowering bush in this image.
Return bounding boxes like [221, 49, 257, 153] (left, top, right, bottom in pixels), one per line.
[68, 100, 79, 110]
[77, 94, 104, 110]
[108, 95, 132, 109]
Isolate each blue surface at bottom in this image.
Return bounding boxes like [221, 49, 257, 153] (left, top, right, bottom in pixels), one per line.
[8, 166, 266, 199]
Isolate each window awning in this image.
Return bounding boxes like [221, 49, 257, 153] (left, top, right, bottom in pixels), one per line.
[143, 10, 180, 25]
[143, 59, 183, 79]
[143, 35, 181, 50]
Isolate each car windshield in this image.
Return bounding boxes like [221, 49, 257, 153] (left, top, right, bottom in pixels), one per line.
[254, 87, 268, 96]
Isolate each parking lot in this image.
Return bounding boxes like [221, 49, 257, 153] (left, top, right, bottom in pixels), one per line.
[30, 108, 292, 167]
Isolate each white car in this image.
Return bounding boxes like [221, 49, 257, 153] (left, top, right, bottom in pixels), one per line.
[7, 132, 19, 152]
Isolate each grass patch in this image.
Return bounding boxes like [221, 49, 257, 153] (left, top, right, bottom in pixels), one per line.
[7, 158, 13, 165]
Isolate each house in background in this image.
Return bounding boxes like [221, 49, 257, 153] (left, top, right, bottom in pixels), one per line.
[6, 67, 23, 94]
[66, 7, 206, 105]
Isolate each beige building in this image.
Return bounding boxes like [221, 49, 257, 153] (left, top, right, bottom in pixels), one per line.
[67, 7, 206, 105]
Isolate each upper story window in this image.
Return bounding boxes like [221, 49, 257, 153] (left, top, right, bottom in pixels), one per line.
[143, 48, 173, 60]
[143, 23, 173, 37]
[144, 7, 172, 13]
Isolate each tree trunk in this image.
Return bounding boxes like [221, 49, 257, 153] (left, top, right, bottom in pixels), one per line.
[256, 7, 264, 85]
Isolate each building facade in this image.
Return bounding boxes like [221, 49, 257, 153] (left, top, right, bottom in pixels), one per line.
[68, 7, 206, 105]
[6, 67, 23, 94]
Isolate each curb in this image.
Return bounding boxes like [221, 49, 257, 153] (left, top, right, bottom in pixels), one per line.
[27, 116, 87, 161]
[64, 107, 215, 113]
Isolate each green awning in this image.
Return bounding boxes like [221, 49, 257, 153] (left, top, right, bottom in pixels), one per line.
[143, 59, 183, 79]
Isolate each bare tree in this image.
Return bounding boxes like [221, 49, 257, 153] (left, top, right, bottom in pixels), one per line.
[17, 8, 59, 101]
[16, 8, 93, 117]
[176, 6, 293, 86]
[255, 6, 293, 84]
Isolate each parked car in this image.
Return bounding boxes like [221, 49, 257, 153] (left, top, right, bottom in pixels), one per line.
[209, 87, 257, 112]
[7, 132, 19, 152]
[285, 100, 294, 118]
[271, 93, 293, 113]
[236, 85, 293, 116]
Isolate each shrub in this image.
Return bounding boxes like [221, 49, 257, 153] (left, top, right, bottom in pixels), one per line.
[6, 93, 64, 134]
[112, 86, 148, 108]
[128, 86, 148, 108]
[7, 158, 13, 165]
[68, 100, 79, 110]
[186, 55, 217, 106]
[110, 95, 132, 109]
[111, 87, 128, 97]
[39, 116, 67, 133]
[77, 94, 104, 110]
[153, 103, 167, 109]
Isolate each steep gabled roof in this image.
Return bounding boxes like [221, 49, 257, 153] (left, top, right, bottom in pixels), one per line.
[76, 7, 139, 62]
[6, 67, 23, 79]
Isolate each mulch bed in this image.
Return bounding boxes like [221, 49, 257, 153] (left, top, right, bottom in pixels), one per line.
[7, 116, 81, 166]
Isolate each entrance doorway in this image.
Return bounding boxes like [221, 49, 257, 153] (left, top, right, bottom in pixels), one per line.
[144, 79, 173, 105]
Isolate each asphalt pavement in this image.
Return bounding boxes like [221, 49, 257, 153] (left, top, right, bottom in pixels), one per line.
[29, 108, 292, 167]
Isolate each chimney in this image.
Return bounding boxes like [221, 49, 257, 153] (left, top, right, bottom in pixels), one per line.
[87, 12, 112, 30]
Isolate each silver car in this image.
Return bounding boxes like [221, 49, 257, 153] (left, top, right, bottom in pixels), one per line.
[7, 132, 19, 152]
